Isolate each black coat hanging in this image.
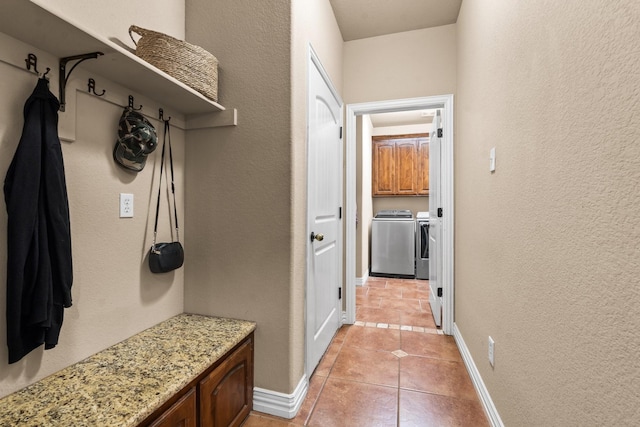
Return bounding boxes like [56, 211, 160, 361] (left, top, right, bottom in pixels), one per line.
[4, 78, 73, 364]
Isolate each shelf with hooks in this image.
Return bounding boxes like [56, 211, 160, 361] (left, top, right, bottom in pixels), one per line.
[0, 0, 230, 117]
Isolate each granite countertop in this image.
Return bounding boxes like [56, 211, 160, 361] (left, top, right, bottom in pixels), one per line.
[0, 313, 256, 427]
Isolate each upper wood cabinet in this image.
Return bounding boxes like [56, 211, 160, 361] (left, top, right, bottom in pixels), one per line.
[417, 138, 430, 195]
[372, 134, 429, 197]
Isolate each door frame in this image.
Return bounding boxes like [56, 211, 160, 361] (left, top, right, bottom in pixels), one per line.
[305, 46, 344, 379]
[344, 95, 455, 335]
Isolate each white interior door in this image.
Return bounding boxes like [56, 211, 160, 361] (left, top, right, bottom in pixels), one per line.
[306, 49, 342, 378]
[429, 110, 443, 327]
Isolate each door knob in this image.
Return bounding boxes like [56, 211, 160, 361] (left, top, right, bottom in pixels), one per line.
[310, 232, 324, 242]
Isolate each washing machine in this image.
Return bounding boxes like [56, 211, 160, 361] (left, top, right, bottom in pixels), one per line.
[415, 211, 429, 280]
[371, 210, 415, 277]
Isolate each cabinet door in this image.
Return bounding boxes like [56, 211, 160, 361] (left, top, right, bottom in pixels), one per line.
[395, 140, 418, 195]
[149, 388, 196, 427]
[199, 339, 253, 427]
[372, 141, 395, 196]
[417, 138, 430, 195]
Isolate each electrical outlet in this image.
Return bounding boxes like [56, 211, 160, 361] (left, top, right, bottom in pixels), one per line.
[488, 336, 495, 367]
[119, 193, 134, 218]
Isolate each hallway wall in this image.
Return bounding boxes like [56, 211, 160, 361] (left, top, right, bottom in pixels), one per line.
[184, 0, 343, 396]
[455, 0, 640, 424]
[343, 24, 457, 104]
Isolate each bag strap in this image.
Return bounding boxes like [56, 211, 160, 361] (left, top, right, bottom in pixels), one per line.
[152, 119, 180, 250]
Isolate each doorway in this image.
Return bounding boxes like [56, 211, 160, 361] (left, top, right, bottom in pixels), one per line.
[344, 95, 455, 335]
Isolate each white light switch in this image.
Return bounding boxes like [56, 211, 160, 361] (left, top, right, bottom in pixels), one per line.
[489, 147, 496, 172]
[120, 193, 134, 218]
[488, 336, 495, 367]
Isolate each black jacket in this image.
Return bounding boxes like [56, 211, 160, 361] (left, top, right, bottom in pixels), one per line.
[4, 78, 73, 364]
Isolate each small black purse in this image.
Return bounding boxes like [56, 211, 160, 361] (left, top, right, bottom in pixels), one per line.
[149, 242, 184, 273]
[149, 119, 184, 273]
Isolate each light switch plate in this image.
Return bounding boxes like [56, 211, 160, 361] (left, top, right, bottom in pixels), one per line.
[488, 336, 495, 367]
[489, 147, 496, 172]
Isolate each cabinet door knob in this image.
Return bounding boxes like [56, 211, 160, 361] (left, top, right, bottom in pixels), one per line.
[310, 232, 324, 242]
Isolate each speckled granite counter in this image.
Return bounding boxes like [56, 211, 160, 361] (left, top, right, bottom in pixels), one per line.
[0, 313, 256, 427]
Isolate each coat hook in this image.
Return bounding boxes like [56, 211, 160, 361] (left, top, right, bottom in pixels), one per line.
[25, 53, 40, 74]
[159, 108, 171, 122]
[87, 78, 105, 97]
[41, 67, 51, 79]
[128, 95, 142, 111]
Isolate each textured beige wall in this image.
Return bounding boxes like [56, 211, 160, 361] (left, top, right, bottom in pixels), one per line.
[0, 1, 185, 397]
[185, 0, 342, 394]
[343, 25, 457, 104]
[456, 0, 640, 424]
[372, 197, 428, 219]
[43, 0, 185, 40]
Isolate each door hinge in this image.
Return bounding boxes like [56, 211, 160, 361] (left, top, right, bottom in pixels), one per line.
[437, 128, 443, 138]
[338, 287, 342, 299]
[437, 208, 443, 217]
[339, 207, 342, 219]
[339, 126, 343, 139]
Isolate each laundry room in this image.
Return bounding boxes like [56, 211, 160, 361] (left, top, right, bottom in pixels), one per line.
[354, 109, 437, 284]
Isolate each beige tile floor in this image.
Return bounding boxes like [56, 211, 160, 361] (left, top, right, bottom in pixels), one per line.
[243, 277, 490, 427]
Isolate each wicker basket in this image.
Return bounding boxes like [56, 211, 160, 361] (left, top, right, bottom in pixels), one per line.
[129, 25, 218, 102]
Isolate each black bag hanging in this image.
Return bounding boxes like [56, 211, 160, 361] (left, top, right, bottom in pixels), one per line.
[149, 119, 184, 273]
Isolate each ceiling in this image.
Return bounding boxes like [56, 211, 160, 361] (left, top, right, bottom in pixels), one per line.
[330, 0, 461, 128]
[329, 0, 462, 42]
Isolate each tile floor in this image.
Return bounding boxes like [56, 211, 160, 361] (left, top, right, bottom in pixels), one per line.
[243, 277, 489, 427]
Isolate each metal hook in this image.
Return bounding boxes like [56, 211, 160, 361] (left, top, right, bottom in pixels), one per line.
[128, 95, 142, 111]
[25, 53, 39, 74]
[159, 108, 171, 122]
[87, 78, 105, 97]
[41, 67, 51, 79]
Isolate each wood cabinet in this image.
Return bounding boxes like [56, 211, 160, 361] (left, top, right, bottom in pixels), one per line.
[200, 338, 254, 427]
[149, 388, 197, 427]
[372, 134, 429, 196]
[372, 141, 396, 195]
[417, 138, 430, 195]
[140, 334, 254, 427]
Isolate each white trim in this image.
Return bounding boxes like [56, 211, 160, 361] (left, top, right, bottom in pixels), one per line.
[453, 323, 504, 427]
[356, 271, 369, 286]
[253, 375, 309, 419]
[345, 95, 454, 333]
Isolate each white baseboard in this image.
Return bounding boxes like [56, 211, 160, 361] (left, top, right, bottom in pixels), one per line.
[253, 375, 308, 419]
[356, 271, 369, 286]
[453, 323, 504, 427]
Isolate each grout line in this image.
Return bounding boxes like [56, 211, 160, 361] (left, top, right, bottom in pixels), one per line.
[353, 320, 441, 335]
[303, 374, 328, 427]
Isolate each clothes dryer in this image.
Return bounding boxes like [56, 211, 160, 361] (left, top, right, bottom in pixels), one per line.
[415, 212, 429, 279]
